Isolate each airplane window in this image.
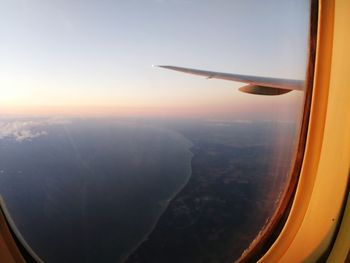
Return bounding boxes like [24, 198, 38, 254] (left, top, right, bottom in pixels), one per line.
[0, 0, 311, 262]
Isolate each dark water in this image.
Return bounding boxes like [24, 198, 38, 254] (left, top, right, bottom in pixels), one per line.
[0, 118, 297, 263]
[0, 119, 193, 263]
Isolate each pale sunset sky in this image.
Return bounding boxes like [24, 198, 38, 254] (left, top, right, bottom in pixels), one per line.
[0, 0, 309, 119]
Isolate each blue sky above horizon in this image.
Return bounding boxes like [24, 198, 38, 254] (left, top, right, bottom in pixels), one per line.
[0, 0, 310, 119]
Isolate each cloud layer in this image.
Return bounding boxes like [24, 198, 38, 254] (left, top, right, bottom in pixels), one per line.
[0, 118, 70, 142]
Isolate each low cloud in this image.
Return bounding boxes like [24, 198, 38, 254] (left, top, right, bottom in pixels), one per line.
[0, 118, 70, 142]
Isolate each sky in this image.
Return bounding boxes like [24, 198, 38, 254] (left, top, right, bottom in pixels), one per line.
[0, 0, 310, 119]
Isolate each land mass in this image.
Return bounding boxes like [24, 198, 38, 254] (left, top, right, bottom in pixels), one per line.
[126, 123, 294, 263]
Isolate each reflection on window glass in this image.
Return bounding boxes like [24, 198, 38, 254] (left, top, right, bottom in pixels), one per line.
[0, 0, 310, 262]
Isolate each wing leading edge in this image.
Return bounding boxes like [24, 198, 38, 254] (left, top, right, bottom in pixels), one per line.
[156, 65, 304, 96]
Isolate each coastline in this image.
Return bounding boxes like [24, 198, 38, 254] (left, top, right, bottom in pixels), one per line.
[120, 134, 194, 263]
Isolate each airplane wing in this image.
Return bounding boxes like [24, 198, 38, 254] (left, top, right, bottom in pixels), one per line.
[156, 65, 304, 96]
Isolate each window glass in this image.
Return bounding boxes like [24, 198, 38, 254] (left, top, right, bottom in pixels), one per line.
[0, 1, 310, 262]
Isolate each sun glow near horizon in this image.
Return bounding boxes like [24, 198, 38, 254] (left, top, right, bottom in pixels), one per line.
[0, 90, 303, 123]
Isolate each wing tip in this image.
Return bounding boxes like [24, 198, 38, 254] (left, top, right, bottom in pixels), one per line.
[154, 65, 173, 69]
